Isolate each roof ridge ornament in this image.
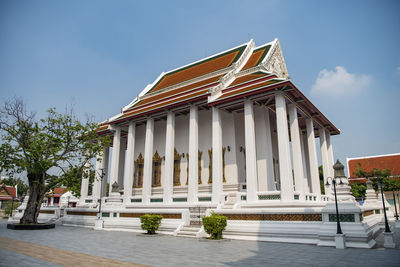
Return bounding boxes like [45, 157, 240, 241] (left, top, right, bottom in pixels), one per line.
[208, 39, 255, 102]
[262, 38, 289, 79]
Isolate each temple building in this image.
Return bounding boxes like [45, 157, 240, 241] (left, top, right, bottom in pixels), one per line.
[64, 39, 393, 248]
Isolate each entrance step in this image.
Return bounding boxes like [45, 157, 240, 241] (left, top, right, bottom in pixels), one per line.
[176, 226, 201, 238]
[188, 207, 208, 226]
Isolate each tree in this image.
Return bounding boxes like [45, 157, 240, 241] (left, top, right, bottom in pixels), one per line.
[0, 98, 110, 224]
[0, 176, 29, 199]
[352, 163, 400, 193]
[60, 166, 95, 197]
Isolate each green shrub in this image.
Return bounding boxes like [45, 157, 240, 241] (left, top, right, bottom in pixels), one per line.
[140, 214, 163, 234]
[2, 201, 15, 218]
[202, 212, 227, 240]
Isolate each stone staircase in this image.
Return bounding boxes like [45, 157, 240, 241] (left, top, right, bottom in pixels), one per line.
[176, 207, 208, 238]
[176, 225, 202, 238]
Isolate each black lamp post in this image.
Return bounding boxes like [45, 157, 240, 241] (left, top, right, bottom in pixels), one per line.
[325, 160, 346, 235]
[9, 195, 15, 217]
[391, 187, 399, 221]
[378, 178, 391, 233]
[98, 168, 106, 219]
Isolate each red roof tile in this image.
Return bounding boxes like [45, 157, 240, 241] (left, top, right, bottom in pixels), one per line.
[348, 154, 400, 178]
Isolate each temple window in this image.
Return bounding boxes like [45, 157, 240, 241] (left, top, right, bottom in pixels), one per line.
[133, 153, 144, 188]
[173, 148, 181, 186]
[152, 151, 162, 187]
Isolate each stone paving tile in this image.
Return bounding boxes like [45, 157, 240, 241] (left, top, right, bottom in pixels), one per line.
[1, 219, 400, 267]
[0, 248, 62, 267]
[0, 237, 148, 267]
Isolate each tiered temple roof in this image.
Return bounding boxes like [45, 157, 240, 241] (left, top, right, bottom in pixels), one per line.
[98, 39, 340, 136]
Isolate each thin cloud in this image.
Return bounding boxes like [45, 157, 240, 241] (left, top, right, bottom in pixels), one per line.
[311, 66, 371, 97]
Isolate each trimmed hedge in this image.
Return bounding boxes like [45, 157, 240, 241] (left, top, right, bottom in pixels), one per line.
[202, 212, 227, 240]
[140, 214, 163, 234]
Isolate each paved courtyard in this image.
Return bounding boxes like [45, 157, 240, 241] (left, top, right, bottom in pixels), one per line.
[0, 219, 399, 267]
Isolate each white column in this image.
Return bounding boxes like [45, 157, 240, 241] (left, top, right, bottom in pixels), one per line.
[300, 132, 311, 193]
[326, 130, 335, 177]
[123, 122, 136, 204]
[319, 128, 332, 195]
[275, 93, 294, 201]
[255, 106, 275, 191]
[118, 140, 126, 188]
[212, 107, 223, 204]
[109, 127, 121, 195]
[101, 147, 109, 197]
[306, 119, 321, 195]
[79, 159, 91, 205]
[188, 105, 199, 204]
[288, 104, 306, 201]
[244, 100, 258, 202]
[264, 108, 275, 191]
[163, 111, 175, 204]
[142, 118, 154, 204]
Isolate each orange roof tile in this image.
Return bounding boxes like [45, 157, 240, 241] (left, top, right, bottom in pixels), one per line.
[0, 185, 17, 198]
[132, 75, 222, 109]
[149, 44, 247, 92]
[53, 188, 68, 194]
[348, 154, 400, 178]
[117, 87, 210, 122]
[242, 45, 271, 70]
[229, 72, 270, 87]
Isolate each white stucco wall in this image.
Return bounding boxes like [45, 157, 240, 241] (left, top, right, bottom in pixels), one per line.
[233, 112, 246, 184]
[198, 109, 212, 186]
[221, 110, 239, 185]
[174, 113, 189, 186]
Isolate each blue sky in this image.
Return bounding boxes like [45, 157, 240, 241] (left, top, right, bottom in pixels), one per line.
[1, 0, 399, 168]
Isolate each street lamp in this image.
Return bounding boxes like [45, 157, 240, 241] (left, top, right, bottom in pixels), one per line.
[97, 168, 106, 219]
[325, 160, 346, 235]
[326, 177, 344, 234]
[67, 195, 70, 208]
[378, 178, 391, 233]
[9, 195, 15, 217]
[391, 187, 399, 221]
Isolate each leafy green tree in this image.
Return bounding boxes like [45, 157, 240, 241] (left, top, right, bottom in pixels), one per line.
[59, 167, 95, 197]
[0, 98, 110, 224]
[350, 182, 367, 198]
[0, 176, 29, 199]
[353, 163, 400, 192]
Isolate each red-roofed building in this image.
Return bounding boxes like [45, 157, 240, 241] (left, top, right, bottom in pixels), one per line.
[44, 187, 68, 207]
[0, 184, 19, 208]
[347, 153, 400, 178]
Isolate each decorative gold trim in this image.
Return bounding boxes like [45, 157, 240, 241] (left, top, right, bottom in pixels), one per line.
[173, 148, 181, 186]
[133, 153, 144, 188]
[185, 150, 203, 185]
[152, 151, 162, 187]
[186, 154, 189, 185]
[220, 213, 322, 221]
[68, 211, 97, 216]
[242, 147, 246, 182]
[222, 147, 226, 183]
[198, 150, 203, 184]
[120, 213, 182, 219]
[208, 149, 212, 184]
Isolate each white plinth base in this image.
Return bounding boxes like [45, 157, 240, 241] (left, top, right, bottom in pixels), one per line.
[335, 234, 346, 249]
[383, 232, 396, 248]
[94, 219, 104, 230]
[394, 220, 400, 228]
